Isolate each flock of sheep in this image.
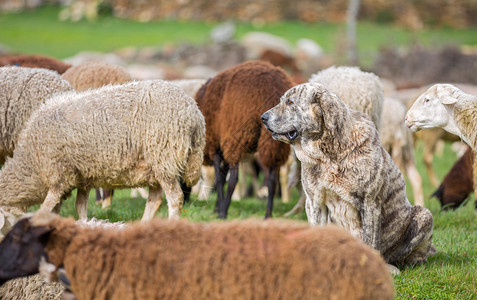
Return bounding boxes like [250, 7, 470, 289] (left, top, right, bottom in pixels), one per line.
[0, 52, 475, 299]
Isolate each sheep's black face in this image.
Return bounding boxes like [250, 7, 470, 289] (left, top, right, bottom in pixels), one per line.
[0, 218, 52, 285]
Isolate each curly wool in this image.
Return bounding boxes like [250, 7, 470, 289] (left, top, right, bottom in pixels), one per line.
[0, 66, 73, 165]
[61, 61, 132, 91]
[309, 65, 384, 129]
[31, 213, 394, 300]
[0, 274, 64, 300]
[0, 80, 205, 216]
[0, 54, 72, 74]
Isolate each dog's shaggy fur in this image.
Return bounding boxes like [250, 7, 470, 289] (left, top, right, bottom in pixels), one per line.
[262, 82, 436, 267]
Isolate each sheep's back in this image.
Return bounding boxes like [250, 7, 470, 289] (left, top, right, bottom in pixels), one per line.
[60, 219, 393, 300]
[309, 66, 383, 129]
[61, 61, 132, 91]
[18, 80, 204, 186]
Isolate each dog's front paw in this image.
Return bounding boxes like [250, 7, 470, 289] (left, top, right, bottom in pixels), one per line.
[386, 264, 400, 276]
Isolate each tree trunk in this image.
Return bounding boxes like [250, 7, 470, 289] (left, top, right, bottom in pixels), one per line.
[346, 0, 360, 65]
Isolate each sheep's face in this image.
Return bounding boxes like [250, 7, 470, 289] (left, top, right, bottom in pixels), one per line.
[0, 217, 53, 285]
[261, 83, 341, 144]
[405, 84, 455, 132]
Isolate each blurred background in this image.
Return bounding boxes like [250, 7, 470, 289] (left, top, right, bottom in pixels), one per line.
[1, 0, 476, 88]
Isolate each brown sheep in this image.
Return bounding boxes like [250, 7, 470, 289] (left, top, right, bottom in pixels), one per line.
[61, 61, 133, 208]
[195, 61, 293, 219]
[432, 146, 477, 209]
[0, 54, 71, 74]
[0, 211, 395, 300]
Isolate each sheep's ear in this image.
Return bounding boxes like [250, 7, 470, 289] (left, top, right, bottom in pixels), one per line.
[440, 95, 457, 105]
[30, 225, 55, 246]
[30, 225, 54, 237]
[437, 86, 457, 105]
[0, 212, 4, 230]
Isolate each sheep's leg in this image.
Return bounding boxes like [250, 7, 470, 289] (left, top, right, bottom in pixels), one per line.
[142, 187, 163, 221]
[180, 179, 191, 203]
[101, 189, 114, 209]
[280, 164, 290, 203]
[161, 180, 184, 219]
[405, 161, 424, 207]
[284, 184, 306, 217]
[421, 132, 441, 188]
[40, 189, 64, 213]
[95, 188, 103, 203]
[424, 149, 439, 188]
[213, 153, 229, 213]
[218, 164, 239, 219]
[265, 167, 278, 218]
[198, 166, 215, 201]
[76, 188, 90, 220]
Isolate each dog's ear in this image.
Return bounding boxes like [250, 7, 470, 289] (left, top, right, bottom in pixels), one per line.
[311, 89, 345, 132]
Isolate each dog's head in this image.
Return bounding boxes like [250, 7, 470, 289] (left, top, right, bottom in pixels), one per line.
[261, 82, 347, 144]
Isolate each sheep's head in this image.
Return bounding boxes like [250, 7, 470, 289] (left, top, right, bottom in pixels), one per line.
[0, 208, 18, 240]
[0, 216, 54, 285]
[405, 84, 461, 134]
[261, 82, 347, 144]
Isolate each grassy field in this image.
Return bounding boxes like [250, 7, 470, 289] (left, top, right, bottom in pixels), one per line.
[2, 5, 477, 299]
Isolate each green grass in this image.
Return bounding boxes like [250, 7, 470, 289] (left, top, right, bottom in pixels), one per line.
[3, 6, 477, 298]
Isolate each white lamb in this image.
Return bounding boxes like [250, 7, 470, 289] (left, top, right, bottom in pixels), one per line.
[406, 83, 477, 151]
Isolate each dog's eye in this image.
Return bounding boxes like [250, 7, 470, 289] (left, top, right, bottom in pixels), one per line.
[424, 98, 430, 103]
[286, 99, 293, 105]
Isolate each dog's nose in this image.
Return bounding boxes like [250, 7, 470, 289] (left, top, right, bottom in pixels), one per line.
[261, 112, 269, 124]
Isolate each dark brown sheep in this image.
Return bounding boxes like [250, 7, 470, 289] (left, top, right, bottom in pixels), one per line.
[0, 54, 71, 74]
[259, 49, 306, 84]
[432, 146, 477, 209]
[195, 61, 293, 218]
[0, 211, 395, 300]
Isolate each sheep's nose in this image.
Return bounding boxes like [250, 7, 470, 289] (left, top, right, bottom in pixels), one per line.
[261, 112, 269, 124]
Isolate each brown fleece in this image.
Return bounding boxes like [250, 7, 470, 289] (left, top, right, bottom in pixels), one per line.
[0, 54, 71, 74]
[433, 146, 476, 209]
[61, 61, 132, 91]
[196, 60, 292, 169]
[40, 215, 394, 300]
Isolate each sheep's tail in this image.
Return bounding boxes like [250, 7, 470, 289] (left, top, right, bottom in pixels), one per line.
[183, 125, 205, 187]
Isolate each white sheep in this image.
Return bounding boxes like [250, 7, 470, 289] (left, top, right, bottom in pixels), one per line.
[0, 274, 64, 300]
[0, 80, 205, 227]
[0, 66, 73, 165]
[0, 211, 395, 300]
[169, 78, 207, 98]
[406, 83, 477, 151]
[380, 97, 424, 206]
[309, 65, 383, 129]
